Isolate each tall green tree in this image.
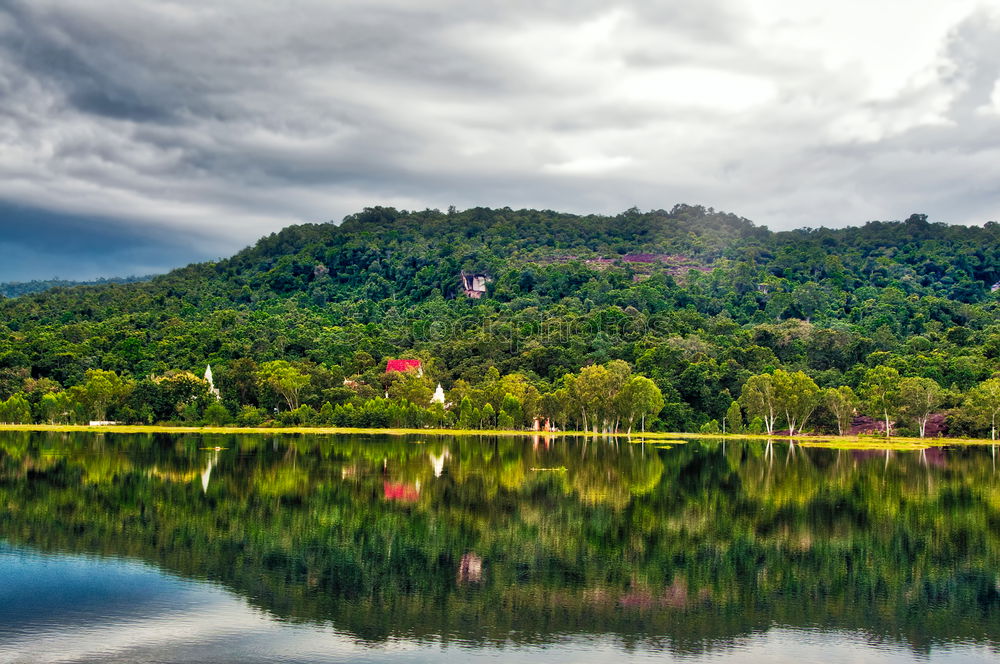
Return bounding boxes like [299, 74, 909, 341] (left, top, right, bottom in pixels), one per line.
[824, 386, 858, 436]
[616, 376, 664, 433]
[964, 378, 1000, 440]
[860, 366, 901, 438]
[898, 377, 944, 438]
[258, 361, 311, 411]
[724, 400, 743, 434]
[772, 369, 820, 435]
[387, 372, 434, 406]
[739, 374, 778, 435]
[458, 396, 476, 429]
[38, 391, 74, 424]
[68, 369, 132, 421]
[0, 394, 32, 423]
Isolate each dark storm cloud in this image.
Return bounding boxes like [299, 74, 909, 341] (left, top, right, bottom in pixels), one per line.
[0, 0, 998, 280]
[0, 202, 217, 281]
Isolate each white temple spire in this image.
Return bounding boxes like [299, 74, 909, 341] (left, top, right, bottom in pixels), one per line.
[205, 364, 221, 400]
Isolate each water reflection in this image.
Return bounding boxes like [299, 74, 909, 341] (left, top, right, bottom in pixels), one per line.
[1, 432, 999, 662]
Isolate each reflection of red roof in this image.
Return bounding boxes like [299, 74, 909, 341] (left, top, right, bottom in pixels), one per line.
[386, 359, 422, 373]
[383, 482, 420, 502]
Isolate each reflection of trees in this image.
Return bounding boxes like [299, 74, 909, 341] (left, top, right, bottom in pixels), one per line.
[0, 432, 998, 656]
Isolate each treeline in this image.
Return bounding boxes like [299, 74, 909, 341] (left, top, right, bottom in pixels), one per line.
[1, 355, 998, 439]
[0, 360, 664, 434]
[728, 368, 1000, 439]
[0, 274, 152, 299]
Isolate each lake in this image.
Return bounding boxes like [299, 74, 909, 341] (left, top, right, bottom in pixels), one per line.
[0, 431, 998, 663]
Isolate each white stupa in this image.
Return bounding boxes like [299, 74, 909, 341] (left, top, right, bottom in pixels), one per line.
[205, 364, 221, 400]
[432, 383, 446, 404]
[429, 448, 450, 477]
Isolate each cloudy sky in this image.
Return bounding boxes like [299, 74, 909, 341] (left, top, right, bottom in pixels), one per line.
[1, 0, 999, 280]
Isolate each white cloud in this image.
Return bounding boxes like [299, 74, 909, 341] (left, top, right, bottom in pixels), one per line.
[543, 155, 634, 175]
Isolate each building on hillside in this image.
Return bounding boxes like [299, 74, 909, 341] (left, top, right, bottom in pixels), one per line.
[386, 359, 423, 377]
[460, 271, 491, 299]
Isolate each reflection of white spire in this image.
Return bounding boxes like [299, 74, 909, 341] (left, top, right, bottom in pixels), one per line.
[201, 456, 214, 493]
[432, 383, 445, 404]
[429, 448, 450, 477]
[205, 364, 221, 400]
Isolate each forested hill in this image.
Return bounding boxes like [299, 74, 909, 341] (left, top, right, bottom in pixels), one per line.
[1, 205, 999, 434]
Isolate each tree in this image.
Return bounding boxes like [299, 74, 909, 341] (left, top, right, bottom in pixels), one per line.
[38, 391, 73, 424]
[573, 365, 612, 433]
[203, 402, 231, 426]
[739, 374, 778, 434]
[616, 376, 664, 433]
[318, 401, 336, 425]
[771, 369, 820, 435]
[257, 361, 311, 411]
[699, 419, 721, 434]
[824, 386, 858, 436]
[963, 377, 1000, 440]
[458, 397, 476, 429]
[387, 371, 433, 406]
[724, 400, 743, 434]
[498, 373, 541, 424]
[500, 393, 523, 428]
[223, 358, 260, 406]
[570, 361, 635, 433]
[68, 369, 132, 421]
[150, 371, 213, 421]
[481, 403, 496, 429]
[0, 394, 32, 424]
[897, 377, 944, 438]
[540, 389, 569, 431]
[860, 366, 901, 438]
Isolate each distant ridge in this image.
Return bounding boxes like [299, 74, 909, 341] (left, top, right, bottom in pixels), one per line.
[0, 275, 154, 299]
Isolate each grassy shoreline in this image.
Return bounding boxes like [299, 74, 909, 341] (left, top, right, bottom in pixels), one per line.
[0, 423, 996, 448]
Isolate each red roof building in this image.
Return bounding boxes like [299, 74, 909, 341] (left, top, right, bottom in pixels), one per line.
[386, 359, 422, 375]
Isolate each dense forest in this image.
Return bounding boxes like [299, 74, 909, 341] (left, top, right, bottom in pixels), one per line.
[1, 204, 999, 436]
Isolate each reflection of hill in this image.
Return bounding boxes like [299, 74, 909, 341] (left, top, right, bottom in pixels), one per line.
[1, 432, 999, 656]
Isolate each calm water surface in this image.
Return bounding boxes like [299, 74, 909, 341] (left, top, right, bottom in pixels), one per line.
[0, 432, 998, 663]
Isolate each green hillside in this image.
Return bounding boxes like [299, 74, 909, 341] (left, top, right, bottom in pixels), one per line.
[1, 205, 999, 435]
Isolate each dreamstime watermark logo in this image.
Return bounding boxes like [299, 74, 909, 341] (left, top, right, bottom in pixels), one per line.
[336, 309, 677, 349]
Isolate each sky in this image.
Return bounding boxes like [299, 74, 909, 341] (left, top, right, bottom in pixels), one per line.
[1, 0, 999, 281]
